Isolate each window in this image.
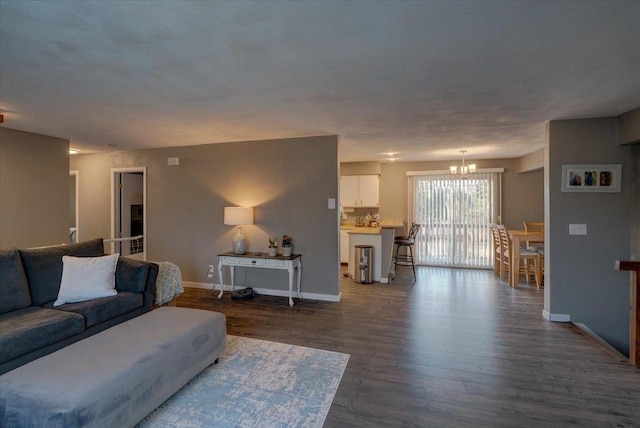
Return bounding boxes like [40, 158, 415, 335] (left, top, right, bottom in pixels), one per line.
[408, 171, 501, 268]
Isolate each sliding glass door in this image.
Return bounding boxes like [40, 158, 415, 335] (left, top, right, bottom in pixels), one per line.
[410, 172, 500, 268]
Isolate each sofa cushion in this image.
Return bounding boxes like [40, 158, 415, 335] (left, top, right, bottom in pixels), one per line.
[0, 249, 32, 315]
[44, 292, 143, 328]
[116, 257, 150, 293]
[54, 254, 119, 306]
[19, 238, 104, 306]
[0, 306, 85, 364]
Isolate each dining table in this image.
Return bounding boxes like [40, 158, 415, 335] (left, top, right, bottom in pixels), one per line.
[507, 230, 544, 287]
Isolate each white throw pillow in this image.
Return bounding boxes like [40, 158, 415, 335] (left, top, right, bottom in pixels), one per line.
[53, 253, 119, 306]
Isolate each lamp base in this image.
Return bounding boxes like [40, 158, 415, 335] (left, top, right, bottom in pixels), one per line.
[233, 226, 247, 255]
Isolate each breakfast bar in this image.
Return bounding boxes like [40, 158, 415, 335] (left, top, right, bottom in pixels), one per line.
[345, 221, 404, 283]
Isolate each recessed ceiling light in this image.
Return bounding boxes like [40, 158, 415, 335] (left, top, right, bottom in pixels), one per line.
[69, 148, 80, 155]
[383, 152, 398, 156]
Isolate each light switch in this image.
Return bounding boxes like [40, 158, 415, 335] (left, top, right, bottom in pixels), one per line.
[328, 198, 336, 209]
[569, 224, 587, 235]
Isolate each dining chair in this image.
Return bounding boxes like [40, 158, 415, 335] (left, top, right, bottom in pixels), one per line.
[523, 221, 544, 285]
[497, 225, 541, 288]
[523, 221, 544, 251]
[490, 224, 502, 276]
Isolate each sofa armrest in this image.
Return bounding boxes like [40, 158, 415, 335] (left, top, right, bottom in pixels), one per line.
[115, 258, 158, 312]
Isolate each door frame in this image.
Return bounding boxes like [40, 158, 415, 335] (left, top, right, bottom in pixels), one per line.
[110, 167, 147, 260]
[70, 170, 79, 242]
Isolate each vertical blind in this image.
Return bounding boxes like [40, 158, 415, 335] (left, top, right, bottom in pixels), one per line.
[408, 172, 500, 268]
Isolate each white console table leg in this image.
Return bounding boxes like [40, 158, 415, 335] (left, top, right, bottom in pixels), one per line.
[217, 260, 224, 299]
[230, 266, 235, 292]
[287, 265, 294, 307]
[297, 260, 303, 299]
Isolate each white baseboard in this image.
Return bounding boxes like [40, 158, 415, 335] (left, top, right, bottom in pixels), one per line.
[182, 281, 342, 303]
[542, 309, 571, 322]
[183, 281, 215, 290]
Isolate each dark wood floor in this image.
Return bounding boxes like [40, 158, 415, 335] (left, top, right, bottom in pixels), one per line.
[176, 266, 640, 427]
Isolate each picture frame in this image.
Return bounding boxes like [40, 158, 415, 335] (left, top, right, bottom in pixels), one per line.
[561, 164, 622, 193]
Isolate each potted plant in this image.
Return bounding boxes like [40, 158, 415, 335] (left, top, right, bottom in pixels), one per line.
[281, 235, 293, 257]
[268, 237, 278, 257]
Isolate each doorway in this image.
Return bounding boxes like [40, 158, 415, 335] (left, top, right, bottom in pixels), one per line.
[111, 168, 146, 260]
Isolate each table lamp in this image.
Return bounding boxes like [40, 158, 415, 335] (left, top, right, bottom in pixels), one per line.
[224, 207, 254, 254]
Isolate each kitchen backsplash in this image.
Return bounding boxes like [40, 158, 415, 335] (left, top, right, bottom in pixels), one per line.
[341, 207, 379, 224]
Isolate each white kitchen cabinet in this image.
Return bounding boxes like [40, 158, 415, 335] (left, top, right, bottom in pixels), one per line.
[340, 176, 359, 208]
[358, 175, 379, 207]
[340, 230, 349, 263]
[340, 175, 379, 207]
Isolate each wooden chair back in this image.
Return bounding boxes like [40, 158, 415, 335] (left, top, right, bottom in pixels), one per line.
[490, 224, 501, 275]
[496, 225, 511, 281]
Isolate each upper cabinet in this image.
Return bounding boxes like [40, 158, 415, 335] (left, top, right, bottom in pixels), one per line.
[340, 175, 379, 207]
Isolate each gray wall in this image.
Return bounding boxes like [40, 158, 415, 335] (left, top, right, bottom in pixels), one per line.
[340, 161, 381, 175]
[546, 118, 633, 355]
[0, 127, 69, 248]
[518, 149, 544, 172]
[70, 135, 340, 297]
[617, 107, 640, 145]
[375, 158, 544, 230]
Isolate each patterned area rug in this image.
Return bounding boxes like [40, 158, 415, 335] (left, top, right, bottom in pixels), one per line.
[138, 335, 349, 428]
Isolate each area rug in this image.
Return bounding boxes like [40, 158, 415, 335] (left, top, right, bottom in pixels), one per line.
[138, 335, 350, 428]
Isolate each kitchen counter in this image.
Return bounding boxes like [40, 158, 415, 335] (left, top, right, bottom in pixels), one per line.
[380, 220, 404, 229]
[346, 225, 399, 283]
[341, 220, 404, 230]
[346, 227, 381, 235]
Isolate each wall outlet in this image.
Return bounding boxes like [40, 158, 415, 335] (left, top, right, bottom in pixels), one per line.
[207, 265, 214, 278]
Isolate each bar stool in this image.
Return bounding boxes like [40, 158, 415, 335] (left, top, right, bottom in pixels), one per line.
[393, 223, 420, 280]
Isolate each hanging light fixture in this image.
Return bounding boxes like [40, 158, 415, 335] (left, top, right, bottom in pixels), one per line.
[450, 150, 476, 178]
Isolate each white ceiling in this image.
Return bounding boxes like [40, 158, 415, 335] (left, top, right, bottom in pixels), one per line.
[1, 1, 638, 162]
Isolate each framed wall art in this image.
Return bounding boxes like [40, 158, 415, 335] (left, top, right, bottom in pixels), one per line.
[561, 164, 622, 193]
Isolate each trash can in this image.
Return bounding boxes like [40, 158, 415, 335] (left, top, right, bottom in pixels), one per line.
[354, 245, 373, 284]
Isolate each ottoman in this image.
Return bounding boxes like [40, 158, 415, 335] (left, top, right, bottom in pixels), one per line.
[0, 307, 226, 427]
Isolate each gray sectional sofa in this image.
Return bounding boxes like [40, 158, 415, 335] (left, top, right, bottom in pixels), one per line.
[0, 238, 159, 375]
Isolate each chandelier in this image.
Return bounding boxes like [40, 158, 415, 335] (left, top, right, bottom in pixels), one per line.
[450, 150, 476, 177]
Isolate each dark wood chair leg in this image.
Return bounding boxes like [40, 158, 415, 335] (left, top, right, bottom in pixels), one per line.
[409, 244, 415, 279]
[393, 244, 400, 273]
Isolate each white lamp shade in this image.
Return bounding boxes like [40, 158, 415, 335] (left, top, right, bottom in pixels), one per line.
[224, 207, 254, 225]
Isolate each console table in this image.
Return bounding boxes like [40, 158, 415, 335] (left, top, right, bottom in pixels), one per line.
[217, 252, 302, 307]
